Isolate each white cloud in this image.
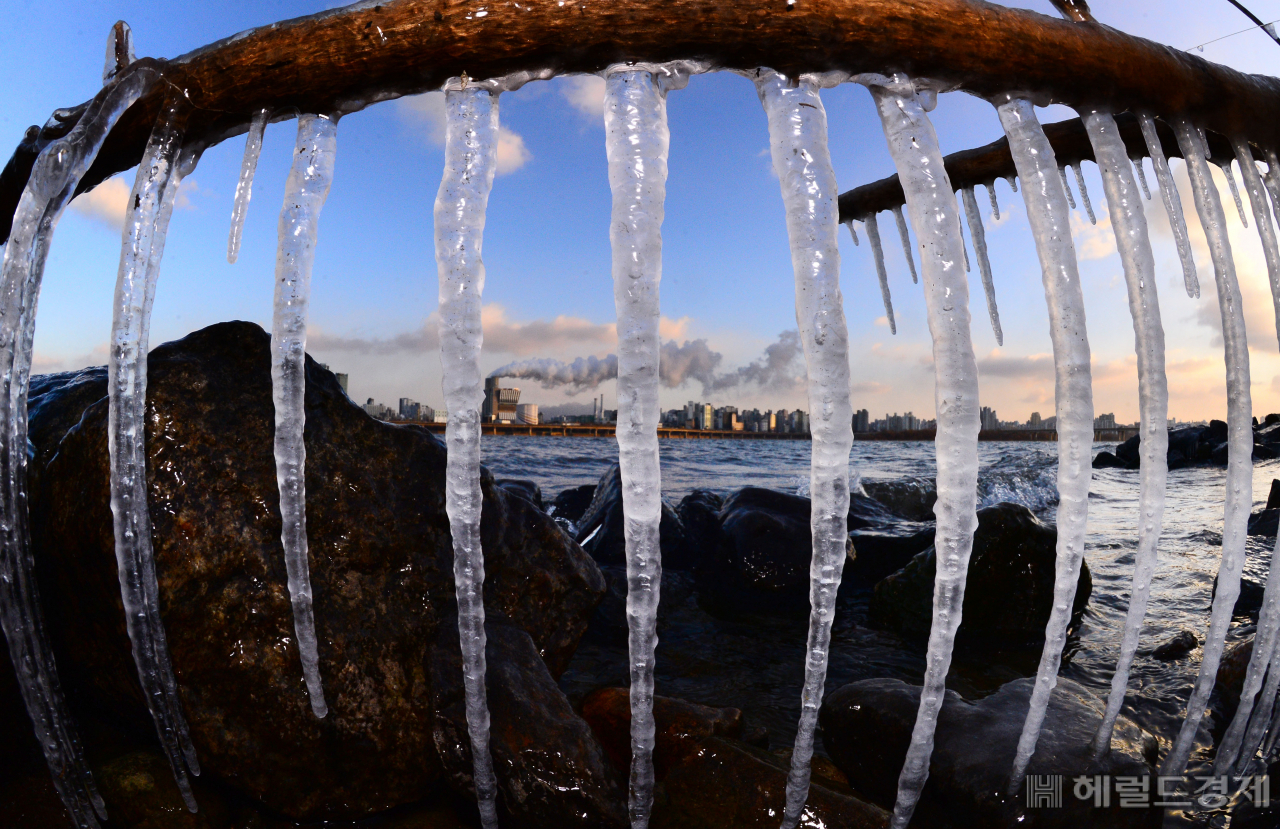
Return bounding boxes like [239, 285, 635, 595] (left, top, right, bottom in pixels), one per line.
[1072, 209, 1116, 261]
[560, 75, 605, 121]
[397, 92, 530, 175]
[68, 176, 130, 231]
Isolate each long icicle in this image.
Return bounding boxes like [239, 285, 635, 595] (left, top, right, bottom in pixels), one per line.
[109, 97, 203, 815]
[869, 74, 980, 829]
[271, 114, 338, 720]
[960, 187, 1002, 345]
[1131, 156, 1152, 200]
[434, 82, 501, 829]
[1080, 110, 1168, 760]
[227, 108, 269, 264]
[1264, 151, 1280, 229]
[1218, 160, 1249, 226]
[1161, 118, 1253, 780]
[844, 219, 859, 246]
[1238, 641, 1280, 774]
[864, 213, 897, 335]
[603, 65, 681, 829]
[1058, 165, 1077, 209]
[892, 205, 919, 284]
[1138, 114, 1199, 298]
[1233, 139, 1280, 349]
[998, 98, 1094, 794]
[754, 68, 854, 829]
[0, 65, 157, 829]
[1071, 163, 1096, 224]
[987, 182, 1001, 221]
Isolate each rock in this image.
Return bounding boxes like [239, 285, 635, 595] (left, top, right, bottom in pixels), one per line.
[497, 479, 543, 510]
[1217, 637, 1254, 711]
[870, 502, 1091, 650]
[821, 676, 1156, 829]
[846, 525, 936, 586]
[1249, 509, 1280, 536]
[25, 322, 606, 821]
[651, 737, 889, 829]
[1151, 629, 1198, 660]
[1092, 450, 1127, 469]
[1268, 479, 1280, 511]
[696, 487, 853, 617]
[430, 622, 627, 828]
[583, 565, 696, 648]
[847, 491, 900, 531]
[0, 775, 69, 829]
[574, 465, 694, 570]
[1216, 576, 1266, 619]
[549, 484, 595, 525]
[1204, 418, 1229, 445]
[676, 489, 725, 559]
[579, 687, 745, 780]
[1115, 434, 1141, 468]
[861, 478, 937, 522]
[95, 750, 229, 828]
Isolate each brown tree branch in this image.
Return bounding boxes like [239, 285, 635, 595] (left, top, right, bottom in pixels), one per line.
[5, 0, 1280, 244]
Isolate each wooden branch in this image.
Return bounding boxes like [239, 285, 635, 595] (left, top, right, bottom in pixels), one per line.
[836, 112, 1241, 221]
[6, 0, 1280, 244]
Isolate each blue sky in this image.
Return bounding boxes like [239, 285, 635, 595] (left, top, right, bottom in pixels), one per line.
[7, 0, 1280, 422]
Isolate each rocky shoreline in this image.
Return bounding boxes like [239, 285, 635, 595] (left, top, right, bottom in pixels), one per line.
[2, 322, 1277, 828]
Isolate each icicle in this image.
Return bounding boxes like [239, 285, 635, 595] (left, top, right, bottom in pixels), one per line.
[1138, 114, 1199, 298]
[960, 187, 1002, 346]
[1058, 165, 1077, 209]
[844, 219, 859, 246]
[1264, 150, 1280, 229]
[1079, 111, 1168, 761]
[434, 82, 501, 829]
[755, 68, 854, 829]
[986, 181, 1000, 221]
[997, 98, 1094, 795]
[271, 113, 338, 721]
[1131, 156, 1152, 200]
[102, 21, 134, 84]
[864, 213, 896, 335]
[869, 75, 980, 829]
[1233, 139, 1280, 350]
[892, 205, 918, 284]
[956, 205, 971, 273]
[603, 65, 684, 828]
[1160, 118, 1253, 781]
[227, 108, 269, 264]
[1071, 163, 1096, 224]
[1218, 160, 1249, 226]
[1239, 644, 1280, 773]
[1004, 174, 1018, 193]
[0, 65, 157, 829]
[109, 98, 204, 815]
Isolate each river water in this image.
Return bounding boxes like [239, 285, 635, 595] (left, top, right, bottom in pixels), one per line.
[481, 436, 1276, 788]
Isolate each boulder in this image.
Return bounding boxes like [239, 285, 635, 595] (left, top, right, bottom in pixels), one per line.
[429, 622, 626, 828]
[1216, 636, 1255, 712]
[93, 750, 229, 829]
[1151, 630, 1198, 660]
[870, 502, 1091, 650]
[1268, 479, 1280, 511]
[497, 479, 543, 510]
[574, 465, 694, 570]
[821, 676, 1156, 829]
[847, 490, 901, 530]
[549, 485, 595, 525]
[676, 489, 725, 559]
[862, 478, 938, 522]
[695, 487, 853, 617]
[1248, 509, 1279, 536]
[846, 525, 936, 586]
[1092, 450, 1127, 469]
[25, 322, 606, 821]
[583, 564, 696, 648]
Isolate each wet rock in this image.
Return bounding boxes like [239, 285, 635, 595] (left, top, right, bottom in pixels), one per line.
[869, 502, 1091, 650]
[1109, 420, 1275, 470]
[847, 490, 900, 531]
[1268, 479, 1280, 511]
[26, 322, 606, 821]
[1235, 578, 1266, 619]
[1248, 509, 1279, 536]
[579, 687, 745, 780]
[1151, 629, 1198, 660]
[821, 676, 1156, 829]
[574, 465, 694, 570]
[583, 565, 696, 648]
[651, 737, 889, 829]
[95, 750, 228, 828]
[1092, 450, 1126, 469]
[862, 478, 937, 522]
[846, 525, 936, 586]
[676, 489, 725, 559]
[549, 484, 595, 525]
[430, 622, 627, 828]
[696, 487, 853, 617]
[497, 479, 543, 510]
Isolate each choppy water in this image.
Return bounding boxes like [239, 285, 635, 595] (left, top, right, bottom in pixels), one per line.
[482, 436, 1277, 786]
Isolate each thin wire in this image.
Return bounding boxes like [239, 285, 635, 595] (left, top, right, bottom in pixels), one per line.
[1186, 15, 1280, 52]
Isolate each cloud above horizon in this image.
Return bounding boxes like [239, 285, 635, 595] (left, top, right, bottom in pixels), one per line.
[397, 92, 530, 175]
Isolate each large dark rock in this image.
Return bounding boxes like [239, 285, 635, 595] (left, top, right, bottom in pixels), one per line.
[549, 485, 595, 525]
[497, 479, 543, 510]
[676, 489, 725, 559]
[1217, 637, 1254, 712]
[1091, 450, 1126, 469]
[1248, 508, 1279, 537]
[1151, 630, 1198, 660]
[1113, 420, 1280, 470]
[870, 502, 1091, 649]
[430, 622, 626, 828]
[574, 465, 694, 570]
[846, 525, 936, 586]
[25, 322, 606, 821]
[861, 478, 937, 522]
[847, 490, 901, 530]
[696, 487, 853, 617]
[821, 677, 1157, 829]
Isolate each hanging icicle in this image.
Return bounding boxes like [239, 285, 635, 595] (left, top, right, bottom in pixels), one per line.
[435, 80, 502, 829]
[1161, 118, 1253, 781]
[1233, 139, 1280, 350]
[754, 67, 854, 829]
[1237, 637, 1280, 775]
[868, 74, 981, 829]
[1264, 150, 1280, 229]
[603, 63, 688, 829]
[271, 113, 339, 721]
[892, 204, 918, 284]
[0, 62, 158, 829]
[997, 98, 1094, 795]
[227, 108, 269, 264]
[987, 181, 1000, 221]
[960, 187, 1002, 345]
[1058, 165, 1077, 209]
[1071, 163, 1096, 224]
[1138, 114, 1199, 298]
[1217, 159, 1249, 226]
[844, 219, 859, 246]
[1079, 110, 1169, 761]
[864, 213, 896, 335]
[1004, 174, 1018, 193]
[1131, 156, 1152, 200]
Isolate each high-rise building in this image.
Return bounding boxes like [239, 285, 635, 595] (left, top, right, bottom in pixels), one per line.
[517, 403, 539, 425]
[1029, 411, 1043, 429]
[854, 409, 870, 432]
[980, 406, 999, 431]
[482, 377, 520, 422]
[399, 398, 421, 420]
[1094, 412, 1117, 429]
